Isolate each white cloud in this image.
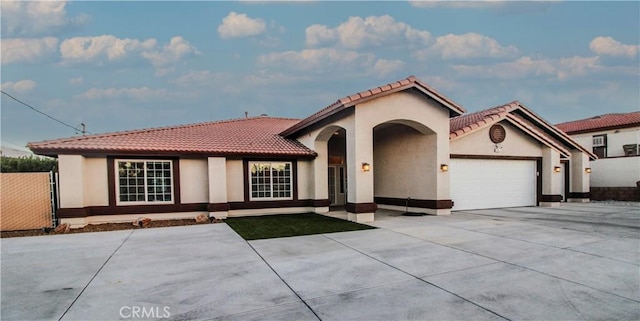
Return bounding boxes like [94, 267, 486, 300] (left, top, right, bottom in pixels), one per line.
[59, 35, 199, 72]
[217, 12, 266, 39]
[589, 36, 639, 58]
[258, 48, 375, 73]
[69, 77, 84, 85]
[60, 35, 157, 63]
[0, 1, 89, 37]
[414, 33, 519, 60]
[74, 87, 168, 101]
[305, 15, 432, 49]
[452, 55, 600, 80]
[1, 37, 59, 65]
[417, 75, 460, 92]
[141, 36, 201, 67]
[373, 59, 405, 77]
[1, 80, 37, 93]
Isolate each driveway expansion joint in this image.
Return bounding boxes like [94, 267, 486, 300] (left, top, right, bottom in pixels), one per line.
[58, 229, 135, 321]
[322, 234, 513, 321]
[245, 240, 322, 321]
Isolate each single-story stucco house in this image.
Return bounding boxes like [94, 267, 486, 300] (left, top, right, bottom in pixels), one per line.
[29, 76, 596, 227]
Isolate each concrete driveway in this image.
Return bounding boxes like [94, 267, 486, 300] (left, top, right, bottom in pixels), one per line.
[2, 203, 638, 320]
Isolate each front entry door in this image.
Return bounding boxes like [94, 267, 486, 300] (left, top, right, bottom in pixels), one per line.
[328, 165, 346, 206]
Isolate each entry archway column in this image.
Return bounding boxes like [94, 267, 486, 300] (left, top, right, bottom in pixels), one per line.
[345, 118, 376, 223]
[568, 151, 590, 202]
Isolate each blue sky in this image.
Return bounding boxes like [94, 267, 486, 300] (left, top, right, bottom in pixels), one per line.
[1, 1, 639, 152]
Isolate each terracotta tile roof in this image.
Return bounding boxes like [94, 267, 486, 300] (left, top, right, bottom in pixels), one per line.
[449, 101, 519, 139]
[281, 75, 466, 137]
[555, 111, 640, 134]
[450, 101, 597, 159]
[28, 117, 317, 158]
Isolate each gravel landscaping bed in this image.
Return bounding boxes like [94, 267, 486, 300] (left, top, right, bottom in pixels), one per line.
[1, 219, 216, 238]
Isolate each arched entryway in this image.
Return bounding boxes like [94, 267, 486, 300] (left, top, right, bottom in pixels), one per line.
[372, 120, 439, 212]
[327, 128, 347, 208]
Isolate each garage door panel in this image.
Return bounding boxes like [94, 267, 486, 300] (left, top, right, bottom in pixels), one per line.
[450, 159, 537, 211]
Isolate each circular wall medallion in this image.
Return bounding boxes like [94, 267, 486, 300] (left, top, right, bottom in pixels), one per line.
[489, 124, 506, 143]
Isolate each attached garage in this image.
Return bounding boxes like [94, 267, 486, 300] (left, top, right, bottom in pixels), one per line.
[450, 158, 539, 211]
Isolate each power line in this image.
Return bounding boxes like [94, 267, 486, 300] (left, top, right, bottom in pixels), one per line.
[1, 90, 91, 135]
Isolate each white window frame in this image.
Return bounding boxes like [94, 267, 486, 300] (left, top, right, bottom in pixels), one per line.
[592, 135, 606, 147]
[248, 161, 293, 201]
[115, 159, 174, 206]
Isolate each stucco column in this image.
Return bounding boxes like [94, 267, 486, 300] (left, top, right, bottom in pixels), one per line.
[58, 155, 85, 209]
[434, 133, 452, 215]
[208, 157, 229, 219]
[568, 151, 591, 203]
[312, 140, 330, 214]
[541, 148, 562, 207]
[346, 118, 375, 223]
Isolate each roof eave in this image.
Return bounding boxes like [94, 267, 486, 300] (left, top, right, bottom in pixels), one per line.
[512, 104, 598, 160]
[28, 148, 318, 160]
[560, 122, 640, 135]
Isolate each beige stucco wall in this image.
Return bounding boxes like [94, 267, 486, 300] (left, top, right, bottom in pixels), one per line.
[373, 124, 435, 199]
[353, 90, 451, 202]
[297, 160, 313, 200]
[83, 157, 109, 206]
[450, 121, 543, 157]
[590, 156, 640, 187]
[571, 127, 639, 157]
[226, 160, 244, 202]
[58, 155, 85, 208]
[295, 90, 453, 216]
[180, 158, 209, 204]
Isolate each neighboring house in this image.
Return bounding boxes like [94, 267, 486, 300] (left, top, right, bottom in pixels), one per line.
[1, 146, 36, 158]
[29, 76, 596, 227]
[556, 112, 640, 201]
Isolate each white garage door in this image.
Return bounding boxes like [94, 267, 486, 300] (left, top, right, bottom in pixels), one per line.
[450, 158, 537, 211]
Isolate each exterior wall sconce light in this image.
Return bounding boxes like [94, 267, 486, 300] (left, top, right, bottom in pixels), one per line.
[554, 166, 562, 173]
[585, 168, 592, 174]
[361, 162, 371, 172]
[440, 164, 449, 172]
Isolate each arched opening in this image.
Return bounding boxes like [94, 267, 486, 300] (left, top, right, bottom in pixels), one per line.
[373, 120, 436, 209]
[315, 126, 347, 208]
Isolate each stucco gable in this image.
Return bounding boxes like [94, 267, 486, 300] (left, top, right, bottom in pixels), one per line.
[450, 101, 596, 160]
[280, 75, 466, 138]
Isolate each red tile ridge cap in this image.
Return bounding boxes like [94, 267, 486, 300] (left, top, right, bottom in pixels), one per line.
[282, 75, 466, 137]
[449, 101, 519, 139]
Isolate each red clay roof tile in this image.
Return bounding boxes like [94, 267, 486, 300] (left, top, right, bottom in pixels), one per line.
[280, 75, 466, 137]
[28, 117, 316, 157]
[555, 111, 640, 134]
[449, 101, 519, 138]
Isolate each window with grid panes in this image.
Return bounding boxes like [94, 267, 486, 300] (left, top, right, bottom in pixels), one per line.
[249, 162, 292, 200]
[116, 160, 173, 204]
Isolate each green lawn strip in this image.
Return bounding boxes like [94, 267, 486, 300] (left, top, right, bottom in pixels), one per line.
[225, 213, 375, 240]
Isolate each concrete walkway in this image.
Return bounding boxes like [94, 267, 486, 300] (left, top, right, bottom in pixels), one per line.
[2, 203, 639, 320]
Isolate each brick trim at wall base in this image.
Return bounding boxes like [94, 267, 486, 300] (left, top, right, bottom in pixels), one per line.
[58, 199, 332, 218]
[590, 187, 640, 202]
[345, 202, 378, 213]
[540, 194, 563, 202]
[568, 192, 591, 199]
[374, 197, 453, 210]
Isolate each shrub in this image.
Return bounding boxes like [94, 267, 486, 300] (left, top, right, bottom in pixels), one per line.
[0, 156, 58, 173]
